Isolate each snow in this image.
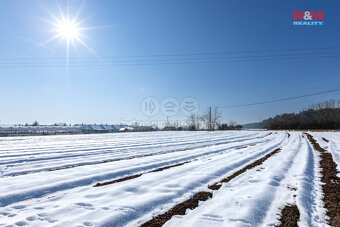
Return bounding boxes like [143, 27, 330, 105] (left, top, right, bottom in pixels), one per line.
[0, 131, 338, 226]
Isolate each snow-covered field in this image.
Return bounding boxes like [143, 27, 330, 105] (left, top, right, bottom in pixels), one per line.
[0, 131, 339, 227]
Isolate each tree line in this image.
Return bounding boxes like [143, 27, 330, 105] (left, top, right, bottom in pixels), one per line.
[267, 99, 340, 130]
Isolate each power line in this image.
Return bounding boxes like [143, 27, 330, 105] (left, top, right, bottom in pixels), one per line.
[1, 53, 340, 68]
[216, 88, 340, 109]
[0, 50, 339, 65]
[1, 46, 340, 61]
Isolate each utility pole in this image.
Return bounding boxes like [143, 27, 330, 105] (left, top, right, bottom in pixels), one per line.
[209, 106, 212, 131]
[166, 116, 169, 127]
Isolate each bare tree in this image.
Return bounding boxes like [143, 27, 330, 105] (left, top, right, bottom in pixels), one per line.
[212, 107, 221, 129]
[133, 122, 139, 129]
[201, 110, 210, 130]
[187, 114, 200, 131]
[218, 121, 243, 130]
[201, 107, 221, 131]
[228, 121, 237, 129]
[173, 120, 180, 128]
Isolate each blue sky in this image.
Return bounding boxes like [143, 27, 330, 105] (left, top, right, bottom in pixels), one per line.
[0, 0, 340, 125]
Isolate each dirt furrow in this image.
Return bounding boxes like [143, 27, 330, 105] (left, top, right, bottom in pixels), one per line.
[322, 137, 329, 143]
[93, 174, 143, 187]
[208, 148, 281, 190]
[278, 205, 300, 227]
[140, 147, 282, 227]
[305, 133, 340, 226]
[140, 192, 212, 227]
[94, 161, 190, 187]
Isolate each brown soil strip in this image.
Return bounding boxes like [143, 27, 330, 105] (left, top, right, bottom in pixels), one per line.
[94, 161, 190, 187]
[305, 133, 340, 226]
[93, 174, 142, 187]
[236, 146, 248, 150]
[208, 148, 281, 190]
[149, 161, 190, 173]
[278, 204, 300, 227]
[140, 147, 281, 226]
[140, 192, 212, 227]
[322, 137, 329, 143]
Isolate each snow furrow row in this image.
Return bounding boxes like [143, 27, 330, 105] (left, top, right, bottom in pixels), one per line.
[1, 131, 338, 227]
[0, 131, 268, 177]
[0, 131, 285, 226]
[164, 132, 328, 227]
[0, 132, 281, 208]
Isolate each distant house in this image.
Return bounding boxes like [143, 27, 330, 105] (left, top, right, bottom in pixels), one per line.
[163, 126, 177, 131]
[102, 125, 119, 133]
[119, 127, 128, 132]
[119, 126, 135, 132]
[126, 126, 135, 132]
[78, 124, 93, 133]
[87, 125, 106, 133]
[152, 126, 160, 131]
[76, 124, 124, 134]
[113, 125, 122, 131]
[0, 123, 161, 137]
[0, 125, 82, 136]
[137, 126, 155, 132]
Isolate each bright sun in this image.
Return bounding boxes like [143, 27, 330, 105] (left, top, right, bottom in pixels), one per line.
[40, 5, 95, 60]
[56, 20, 80, 41]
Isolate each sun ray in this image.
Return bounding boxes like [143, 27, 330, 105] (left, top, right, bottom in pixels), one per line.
[56, 2, 66, 23]
[72, 1, 85, 24]
[74, 36, 97, 57]
[74, 13, 96, 27]
[38, 34, 62, 47]
[77, 33, 94, 42]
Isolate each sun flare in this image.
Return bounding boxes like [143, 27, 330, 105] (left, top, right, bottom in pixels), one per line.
[56, 20, 80, 41]
[39, 4, 96, 60]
